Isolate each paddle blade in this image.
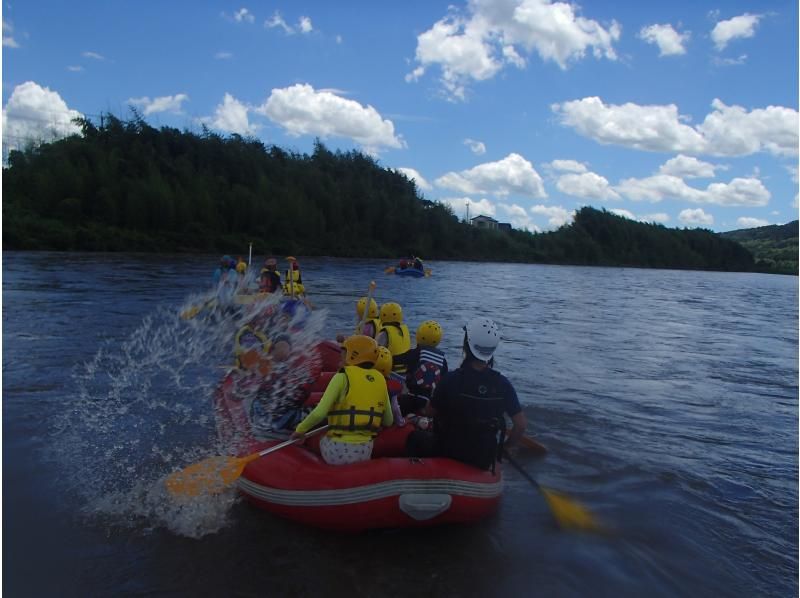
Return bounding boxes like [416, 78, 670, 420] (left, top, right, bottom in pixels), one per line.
[541, 487, 602, 532]
[519, 435, 548, 455]
[165, 456, 247, 498]
[384, 266, 396, 274]
[180, 305, 202, 320]
[424, 268, 432, 277]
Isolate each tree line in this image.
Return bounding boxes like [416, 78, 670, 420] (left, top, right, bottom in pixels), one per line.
[2, 112, 768, 273]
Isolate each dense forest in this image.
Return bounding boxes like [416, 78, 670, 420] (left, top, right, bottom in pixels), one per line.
[720, 221, 798, 275]
[2, 113, 789, 274]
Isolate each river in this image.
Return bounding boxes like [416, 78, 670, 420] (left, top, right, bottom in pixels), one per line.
[3, 252, 797, 597]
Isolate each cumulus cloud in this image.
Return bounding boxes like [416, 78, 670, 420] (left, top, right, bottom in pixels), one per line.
[616, 174, 770, 207]
[610, 208, 669, 224]
[530, 204, 573, 228]
[638, 23, 689, 56]
[3, 20, 20, 48]
[736, 216, 769, 228]
[257, 83, 404, 153]
[556, 172, 621, 200]
[440, 196, 496, 218]
[711, 13, 762, 51]
[552, 96, 798, 157]
[128, 93, 189, 115]
[202, 93, 257, 135]
[2, 82, 83, 153]
[435, 153, 546, 198]
[499, 203, 539, 230]
[658, 154, 721, 178]
[464, 138, 486, 155]
[397, 167, 432, 191]
[265, 11, 313, 35]
[234, 8, 255, 23]
[679, 208, 714, 226]
[546, 159, 587, 173]
[407, 0, 620, 100]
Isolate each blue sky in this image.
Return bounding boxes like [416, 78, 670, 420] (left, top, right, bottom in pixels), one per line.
[3, 0, 798, 232]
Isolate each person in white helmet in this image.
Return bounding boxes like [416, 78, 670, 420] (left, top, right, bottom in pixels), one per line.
[406, 317, 527, 472]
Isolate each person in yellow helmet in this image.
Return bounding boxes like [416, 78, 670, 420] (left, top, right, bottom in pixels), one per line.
[291, 335, 393, 465]
[355, 296, 381, 338]
[395, 320, 448, 416]
[376, 302, 411, 372]
[375, 346, 405, 426]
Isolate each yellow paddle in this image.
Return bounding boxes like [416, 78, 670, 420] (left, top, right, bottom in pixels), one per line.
[424, 268, 432, 277]
[180, 299, 217, 320]
[384, 266, 396, 275]
[165, 425, 328, 498]
[504, 452, 603, 532]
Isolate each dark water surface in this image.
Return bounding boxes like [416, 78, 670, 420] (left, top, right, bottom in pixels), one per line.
[4, 252, 797, 597]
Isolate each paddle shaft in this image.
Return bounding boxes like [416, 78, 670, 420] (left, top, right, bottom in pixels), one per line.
[245, 424, 329, 464]
[356, 281, 376, 334]
[504, 451, 543, 491]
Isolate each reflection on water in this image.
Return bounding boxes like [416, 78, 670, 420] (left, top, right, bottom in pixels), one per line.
[3, 252, 797, 596]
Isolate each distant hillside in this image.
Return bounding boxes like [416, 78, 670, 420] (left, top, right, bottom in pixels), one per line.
[0, 112, 769, 274]
[721, 221, 798, 275]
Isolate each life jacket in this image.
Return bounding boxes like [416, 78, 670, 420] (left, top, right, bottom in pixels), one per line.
[356, 317, 382, 339]
[259, 269, 281, 293]
[234, 325, 270, 364]
[283, 269, 305, 296]
[435, 369, 508, 472]
[407, 347, 445, 398]
[327, 366, 388, 440]
[381, 323, 411, 369]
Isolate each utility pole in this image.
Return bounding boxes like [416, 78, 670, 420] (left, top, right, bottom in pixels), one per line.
[465, 200, 470, 224]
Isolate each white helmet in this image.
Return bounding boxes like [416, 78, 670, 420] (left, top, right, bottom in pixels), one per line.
[465, 317, 500, 362]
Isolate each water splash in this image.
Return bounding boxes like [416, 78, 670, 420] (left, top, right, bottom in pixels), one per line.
[53, 284, 327, 538]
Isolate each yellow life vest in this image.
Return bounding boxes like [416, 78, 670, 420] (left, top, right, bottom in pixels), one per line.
[381, 323, 411, 357]
[282, 269, 305, 296]
[327, 365, 388, 440]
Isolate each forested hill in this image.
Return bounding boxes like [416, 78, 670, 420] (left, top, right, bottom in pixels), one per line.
[720, 221, 798, 275]
[1, 113, 767, 273]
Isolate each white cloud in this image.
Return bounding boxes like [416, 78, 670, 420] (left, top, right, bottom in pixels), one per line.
[2, 81, 83, 151]
[298, 16, 313, 34]
[638, 23, 689, 56]
[616, 174, 770, 207]
[128, 93, 189, 116]
[407, 0, 620, 100]
[711, 14, 761, 51]
[215, 51, 233, 59]
[397, 167, 432, 191]
[679, 208, 714, 226]
[265, 12, 312, 35]
[441, 196, 496, 218]
[202, 93, 257, 135]
[712, 54, 748, 67]
[3, 20, 20, 48]
[82, 51, 105, 60]
[464, 138, 486, 155]
[435, 153, 546, 198]
[499, 202, 539, 230]
[552, 97, 799, 157]
[736, 216, 769, 228]
[67, 65, 84, 72]
[530, 204, 573, 228]
[258, 83, 405, 153]
[234, 8, 255, 23]
[610, 208, 669, 224]
[658, 154, 720, 178]
[556, 172, 621, 200]
[546, 159, 587, 173]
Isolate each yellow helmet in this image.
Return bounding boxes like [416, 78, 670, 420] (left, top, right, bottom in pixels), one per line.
[379, 302, 403, 324]
[375, 346, 393, 377]
[356, 296, 379, 319]
[341, 335, 379, 367]
[416, 320, 442, 347]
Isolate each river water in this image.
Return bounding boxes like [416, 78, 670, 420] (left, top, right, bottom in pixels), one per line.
[3, 252, 797, 597]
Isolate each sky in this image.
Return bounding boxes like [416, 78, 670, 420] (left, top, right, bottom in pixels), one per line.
[2, 0, 798, 233]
